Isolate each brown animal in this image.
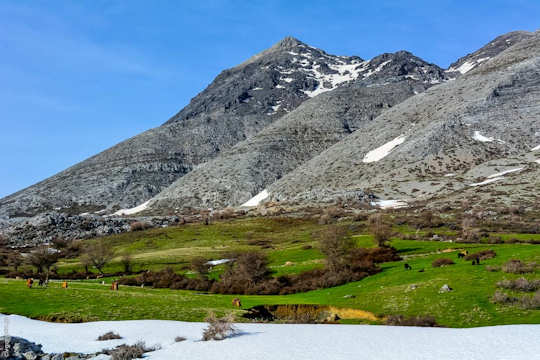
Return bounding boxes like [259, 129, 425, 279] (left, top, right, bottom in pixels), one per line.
[111, 281, 119, 291]
[232, 298, 242, 308]
[26, 278, 33, 288]
[62, 281, 68, 289]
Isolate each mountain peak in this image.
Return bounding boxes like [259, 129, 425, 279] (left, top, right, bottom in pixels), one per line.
[274, 36, 304, 49]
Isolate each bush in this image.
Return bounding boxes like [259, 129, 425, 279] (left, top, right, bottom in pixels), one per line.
[98, 331, 123, 341]
[491, 290, 518, 304]
[432, 258, 455, 268]
[202, 312, 237, 341]
[108, 342, 156, 360]
[174, 336, 186, 342]
[385, 315, 438, 327]
[465, 250, 496, 261]
[519, 291, 540, 310]
[502, 259, 536, 274]
[130, 221, 153, 232]
[497, 278, 540, 292]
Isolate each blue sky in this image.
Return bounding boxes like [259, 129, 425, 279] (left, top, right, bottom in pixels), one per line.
[0, 0, 538, 198]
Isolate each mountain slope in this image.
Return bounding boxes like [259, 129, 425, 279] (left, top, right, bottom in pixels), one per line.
[264, 31, 540, 208]
[0, 37, 362, 220]
[446, 30, 533, 76]
[147, 51, 447, 211]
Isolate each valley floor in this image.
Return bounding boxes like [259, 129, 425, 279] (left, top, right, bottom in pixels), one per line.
[2, 314, 539, 360]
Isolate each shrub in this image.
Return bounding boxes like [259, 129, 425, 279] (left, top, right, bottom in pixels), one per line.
[108, 342, 156, 360]
[491, 290, 518, 304]
[301, 245, 313, 250]
[465, 250, 496, 261]
[191, 257, 211, 279]
[519, 291, 540, 310]
[98, 332, 123, 341]
[497, 278, 540, 292]
[130, 221, 153, 232]
[202, 312, 237, 341]
[502, 259, 536, 274]
[174, 336, 186, 342]
[385, 315, 438, 327]
[432, 258, 455, 268]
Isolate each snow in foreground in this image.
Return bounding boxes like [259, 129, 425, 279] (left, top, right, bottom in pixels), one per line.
[3, 314, 538, 360]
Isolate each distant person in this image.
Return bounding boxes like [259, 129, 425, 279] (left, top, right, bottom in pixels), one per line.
[26, 278, 33, 288]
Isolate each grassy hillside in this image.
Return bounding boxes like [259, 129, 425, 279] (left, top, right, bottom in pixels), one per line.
[1, 217, 538, 328]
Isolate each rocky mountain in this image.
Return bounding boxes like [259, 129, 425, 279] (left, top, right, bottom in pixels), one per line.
[147, 51, 447, 211]
[446, 30, 533, 76]
[264, 31, 540, 209]
[0, 37, 363, 221]
[2, 30, 538, 245]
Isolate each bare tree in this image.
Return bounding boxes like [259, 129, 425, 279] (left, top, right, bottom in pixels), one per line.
[26, 245, 59, 281]
[191, 257, 210, 279]
[7, 252, 23, 272]
[82, 239, 115, 275]
[317, 225, 354, 273]
[368, 213, 392, 247]
[120, 254, 133, 273]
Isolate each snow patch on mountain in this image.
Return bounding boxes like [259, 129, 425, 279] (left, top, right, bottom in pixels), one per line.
[472, 131, 495, 142]
[448, 57, 490, 74]
[113, 201, 150, 216]
[469, 177, 504, 187]
[363, 135, 406, 163]
[241, 189, 269, 207]
[487, 167, 523, 178]
[532, 144, 540, 151]
[301, 60, 365, 98]
[371, 199, 408, 209]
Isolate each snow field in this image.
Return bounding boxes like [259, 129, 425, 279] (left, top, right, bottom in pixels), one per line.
[2, 314, 539, 360]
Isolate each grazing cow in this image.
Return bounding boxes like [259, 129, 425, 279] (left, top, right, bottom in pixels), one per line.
[62, 281, 68, 289]
[111, 281, 119, 291]
[232, 298, 242, 308]
[26, 278, 34, 288]
[404, 263, 412, 270]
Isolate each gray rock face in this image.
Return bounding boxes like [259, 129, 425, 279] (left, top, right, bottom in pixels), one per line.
[2, 212, 181, 246]
[265, 32, 540, 206]
[148, 51, 447, 210]
[446, 30, 533, 76]
[0, 336, 92, 360]
[0, 37, 361, 220]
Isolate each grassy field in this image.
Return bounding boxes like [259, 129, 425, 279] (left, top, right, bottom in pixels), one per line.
[1, 217, 538, 328]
